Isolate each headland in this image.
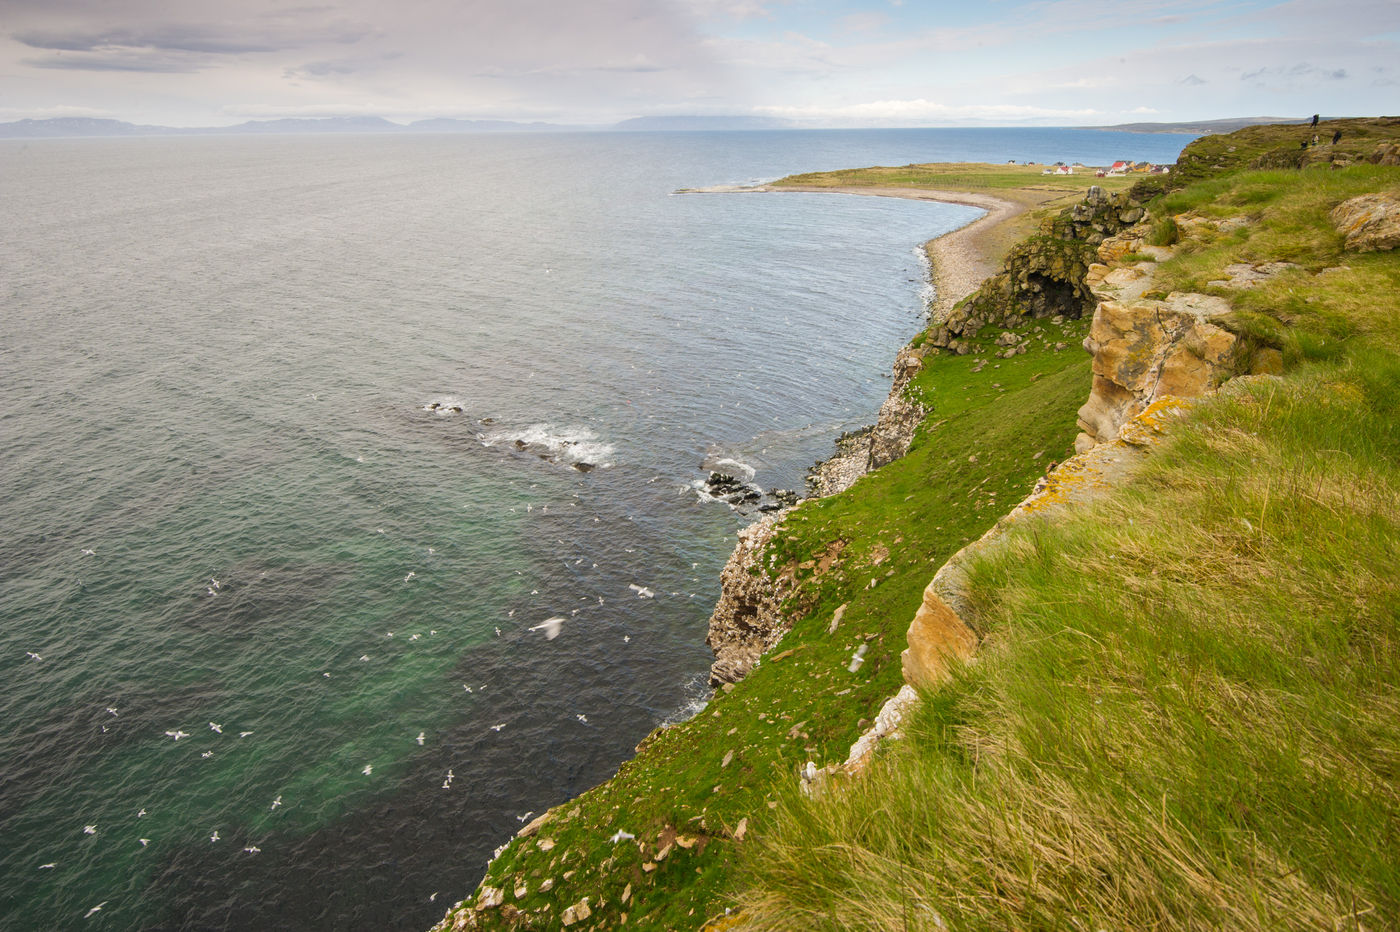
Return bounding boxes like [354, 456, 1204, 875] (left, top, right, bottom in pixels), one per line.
[433, 117, 1400, 931]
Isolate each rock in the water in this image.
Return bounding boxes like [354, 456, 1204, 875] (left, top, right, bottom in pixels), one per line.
[1331, 193, 1400, 252]
[704, 471, 761, 505]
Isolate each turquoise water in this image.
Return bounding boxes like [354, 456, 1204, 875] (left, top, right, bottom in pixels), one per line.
[0, 128, 1191, 929]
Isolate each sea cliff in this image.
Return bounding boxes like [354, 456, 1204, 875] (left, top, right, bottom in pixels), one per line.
[432, 117, 1400, 931]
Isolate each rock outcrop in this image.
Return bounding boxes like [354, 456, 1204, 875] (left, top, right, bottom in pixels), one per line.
[807, 343, 929, 497]
[926, 186, 1151, 352]
[704, 514, 793, 686]
[1074, 292, 1237, 452]
[1331, 192, 1400, 253]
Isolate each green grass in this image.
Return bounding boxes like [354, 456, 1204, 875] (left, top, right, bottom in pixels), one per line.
[433, 317, 1095, 930]
[434, 123, 1400, 932]
[734, 142, 1400, 932]
[1148, 166, 1400, 356]
[737, 358, 1400, 931]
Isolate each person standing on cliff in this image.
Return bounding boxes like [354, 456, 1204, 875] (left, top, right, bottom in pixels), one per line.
[1311, 114, 1320, 127]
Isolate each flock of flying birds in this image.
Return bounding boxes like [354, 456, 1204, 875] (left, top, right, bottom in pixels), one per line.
[25, 542, 673, 919]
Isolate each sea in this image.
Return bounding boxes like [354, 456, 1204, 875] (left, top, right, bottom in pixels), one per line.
[0, 127, 1192, 930]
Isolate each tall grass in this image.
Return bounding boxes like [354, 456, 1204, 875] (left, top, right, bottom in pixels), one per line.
[739, 358, 1400, 931]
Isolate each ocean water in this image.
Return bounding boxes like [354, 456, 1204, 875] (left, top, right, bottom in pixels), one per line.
[0, 128, 1191, 930]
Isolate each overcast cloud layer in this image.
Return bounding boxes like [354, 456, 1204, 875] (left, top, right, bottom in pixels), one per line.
[1, 0, 1396, 126]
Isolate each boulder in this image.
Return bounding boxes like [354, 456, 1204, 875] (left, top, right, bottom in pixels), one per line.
[1331, 193, 1400, 252]
[1076, 293, 1237, 449]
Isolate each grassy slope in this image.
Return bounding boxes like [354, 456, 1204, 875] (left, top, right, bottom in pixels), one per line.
[437, 121, 1400, 932]
[738, 133, 1400, 930]
[436, 316, 1096, 930]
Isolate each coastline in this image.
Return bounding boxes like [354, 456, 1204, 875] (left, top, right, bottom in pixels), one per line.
[679, 183, 1024, 320]
[705, 185, 1020, 687]
[438, 175, 1051, 932]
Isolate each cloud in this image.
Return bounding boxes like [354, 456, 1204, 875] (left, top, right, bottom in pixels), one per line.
[755, 98, 1103, 124]
[22, 51, 202, 72]
[13, 20, 371, 55]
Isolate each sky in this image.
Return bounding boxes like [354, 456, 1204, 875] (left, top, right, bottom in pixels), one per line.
[1, 0, 1396, 127]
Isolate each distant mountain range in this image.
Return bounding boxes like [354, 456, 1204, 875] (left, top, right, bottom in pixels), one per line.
[1080, 117, 1309, 135]
[0, 114, 801, 139]
[0, 115, 594, 138]
[0, 114, 1317, 139]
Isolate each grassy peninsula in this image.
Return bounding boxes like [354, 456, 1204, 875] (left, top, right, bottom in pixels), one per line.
[433, 119, 1400, 931]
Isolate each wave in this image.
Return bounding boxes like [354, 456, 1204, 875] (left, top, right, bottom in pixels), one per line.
[481, 424, 616, 470]
[660, 672, 712, 726]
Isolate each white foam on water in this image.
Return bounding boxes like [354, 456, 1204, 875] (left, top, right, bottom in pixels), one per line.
[481, 424, 616, 469]
[700, 455, 757, 481]
[660, 672, 712, 726]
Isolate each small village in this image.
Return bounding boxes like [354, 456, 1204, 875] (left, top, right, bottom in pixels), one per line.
[1035, 159, 1172, 175]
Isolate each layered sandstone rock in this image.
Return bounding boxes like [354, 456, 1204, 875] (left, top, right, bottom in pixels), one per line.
[1074, 292, 1237, 452]
[1331, 192, 1400, 253]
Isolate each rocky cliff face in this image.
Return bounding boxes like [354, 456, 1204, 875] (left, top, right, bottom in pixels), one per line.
[704, 514, 792, 686]
[1072, 219, 1291, 453]
[705, 341, 931, 687]
[926, 186, 1149, 355]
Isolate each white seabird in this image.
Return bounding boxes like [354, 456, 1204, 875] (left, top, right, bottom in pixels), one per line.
[81, 549, 96, 556]
[628, 584, 655, 598]
[39, 863, 56, 869]
[270, 795, 282, 810]
[139, 838, 149, 847]
[528, 617, 565, 640]
[609, 830, 635, 843]
[84, 902, 106, 919]
[209, 722, 222, 733]
[25, 652, 42, 661]
[362, 764, 373, 776]
[244, 846, 261, 854]
[164, 730, 188, 741]
[83, 825, 97, 835]
[576, 714, 588, 724]
[416, 732, 425, 745]
[489, 723, 506, 732]
[210, 830, 220, 842]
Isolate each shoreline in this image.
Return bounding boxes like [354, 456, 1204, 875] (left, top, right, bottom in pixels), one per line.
[436, 176, 1036, 932]
[703, 182, 1023, 685]
[677, 183, 1024, 320]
